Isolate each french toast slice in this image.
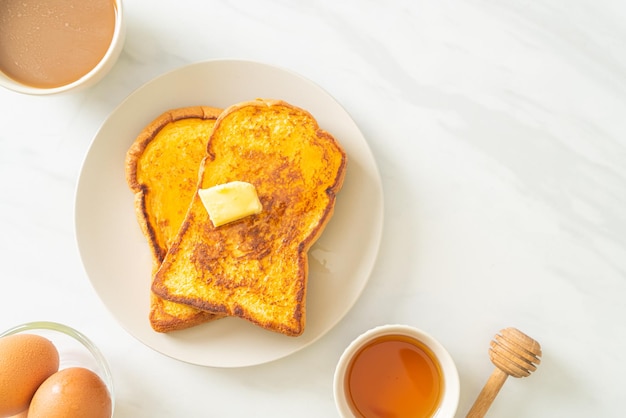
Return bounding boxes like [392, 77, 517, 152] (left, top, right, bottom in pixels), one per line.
[152, 99, 347, 336]
[125, 106, 225, 332]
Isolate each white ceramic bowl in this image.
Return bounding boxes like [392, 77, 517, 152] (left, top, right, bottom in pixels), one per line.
[334, 324, 459, 418]
[0, 0, 125, 95]
[0, 321, 114, 416]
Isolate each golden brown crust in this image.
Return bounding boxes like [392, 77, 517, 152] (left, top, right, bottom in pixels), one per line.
[126, 107, 221, 192]
[148, 293, 215, 333]
[152, 99, 347, 336]
[125, 105, 224, 332]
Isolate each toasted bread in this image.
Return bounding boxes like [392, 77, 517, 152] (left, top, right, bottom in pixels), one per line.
[152, 99, 347, 336]
[125, 106, 224, 332]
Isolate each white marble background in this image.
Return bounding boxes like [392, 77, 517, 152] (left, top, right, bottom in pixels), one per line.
[1, 0, 625, 416]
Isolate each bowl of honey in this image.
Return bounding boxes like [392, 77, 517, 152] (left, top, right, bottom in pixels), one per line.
[333, 324, 459, 418]
[0, 0, 125, 95]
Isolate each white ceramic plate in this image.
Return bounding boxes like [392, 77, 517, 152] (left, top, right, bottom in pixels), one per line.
[75, 60, 383, 367]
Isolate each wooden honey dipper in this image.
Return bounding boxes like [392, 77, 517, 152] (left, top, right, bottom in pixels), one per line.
[466, 327, 542, 418]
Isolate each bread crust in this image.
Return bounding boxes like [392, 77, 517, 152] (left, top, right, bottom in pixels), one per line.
[152, 99, 347, 336]
[125, 106, 224, 332]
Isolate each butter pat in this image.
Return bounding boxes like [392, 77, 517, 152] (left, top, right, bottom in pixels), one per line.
[198, 181, 263, 227]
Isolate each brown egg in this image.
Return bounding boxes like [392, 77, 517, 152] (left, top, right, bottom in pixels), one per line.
[28, 367, 112, 418]
[0, 334, 60, 416]
[6, 411, 29, 418]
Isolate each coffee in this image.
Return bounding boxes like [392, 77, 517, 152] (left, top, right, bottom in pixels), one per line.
[0, 0, 116, 88]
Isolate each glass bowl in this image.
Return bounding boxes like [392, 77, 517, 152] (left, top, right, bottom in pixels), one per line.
[0, 321, 114, 416]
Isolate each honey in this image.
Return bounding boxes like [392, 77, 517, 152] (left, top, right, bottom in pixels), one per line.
[346, 334, 444, 418]
[0, 0, 116, 88]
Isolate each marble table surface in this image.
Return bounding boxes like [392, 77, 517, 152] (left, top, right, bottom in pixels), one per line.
[1, 0, 625, 416]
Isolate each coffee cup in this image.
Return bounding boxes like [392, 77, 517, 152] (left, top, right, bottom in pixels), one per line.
[0, 0, 125, 95]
